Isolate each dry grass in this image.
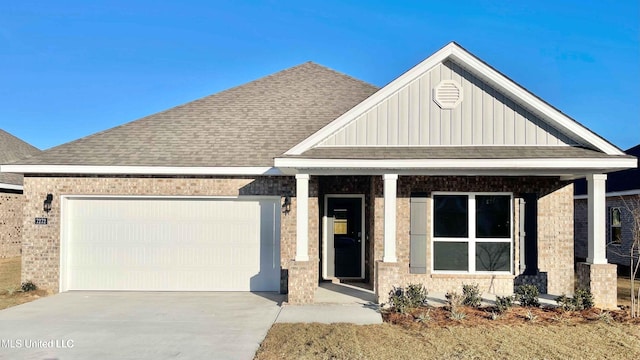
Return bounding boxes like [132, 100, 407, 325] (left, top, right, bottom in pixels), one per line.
[618, 276, 639, 308]
[255, 322, 640, 360]
[257, 277, 640, 360]
[0, 257, 48, 310]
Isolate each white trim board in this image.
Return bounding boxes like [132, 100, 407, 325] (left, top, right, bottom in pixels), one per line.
[274, 157, 636, 170]
[285, 42, 623, 156]
[0, 182, 23, 191]
[1, 165, 284, 176]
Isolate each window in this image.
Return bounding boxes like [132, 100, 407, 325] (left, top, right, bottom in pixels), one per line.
[610, 207, 622, 244]
[433, 193, 512, 273]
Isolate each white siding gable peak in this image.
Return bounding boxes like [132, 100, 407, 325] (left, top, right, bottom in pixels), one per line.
[285, 42, 623, 156]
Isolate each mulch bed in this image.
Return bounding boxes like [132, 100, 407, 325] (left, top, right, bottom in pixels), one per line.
[383, 305, 640, 328]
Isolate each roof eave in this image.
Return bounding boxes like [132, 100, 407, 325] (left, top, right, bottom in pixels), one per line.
[0, 165, 285, 176]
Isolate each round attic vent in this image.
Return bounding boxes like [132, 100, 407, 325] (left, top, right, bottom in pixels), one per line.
[433, 80, 463, 109]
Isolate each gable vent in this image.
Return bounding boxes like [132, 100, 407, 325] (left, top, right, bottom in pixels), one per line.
[433, 80, 463, 109]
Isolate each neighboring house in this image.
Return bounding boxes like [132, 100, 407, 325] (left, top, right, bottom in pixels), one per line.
[0, 130, 40, 257]
[575, 144, 640, 270]
[1, 43, 636, 309]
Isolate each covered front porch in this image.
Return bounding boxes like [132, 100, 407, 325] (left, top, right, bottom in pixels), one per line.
[285, 173, 617, 309]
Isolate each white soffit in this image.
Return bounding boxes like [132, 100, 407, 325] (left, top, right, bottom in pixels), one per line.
[285, 42, 623, 156]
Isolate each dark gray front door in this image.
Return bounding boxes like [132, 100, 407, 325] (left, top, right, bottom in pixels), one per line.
[327, 197, 362, 278]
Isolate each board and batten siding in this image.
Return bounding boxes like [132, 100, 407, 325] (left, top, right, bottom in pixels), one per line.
[318, 60, 577, 147]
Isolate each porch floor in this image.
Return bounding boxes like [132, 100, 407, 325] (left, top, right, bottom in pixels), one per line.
[314, 281, 560, 307]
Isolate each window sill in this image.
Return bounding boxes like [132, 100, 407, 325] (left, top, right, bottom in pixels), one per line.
[431, 273, 514, 279]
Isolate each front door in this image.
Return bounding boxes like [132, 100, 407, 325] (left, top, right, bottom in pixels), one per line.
[325, 197, 363, 278]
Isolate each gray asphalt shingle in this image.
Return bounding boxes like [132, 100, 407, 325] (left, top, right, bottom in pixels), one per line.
[0, 130, 40, 186]
[15, 62, 379, 167]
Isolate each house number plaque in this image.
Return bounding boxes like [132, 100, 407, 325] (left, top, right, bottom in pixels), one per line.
[34, 218, 48, 225]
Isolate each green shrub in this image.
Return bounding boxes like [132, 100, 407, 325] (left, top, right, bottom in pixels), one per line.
[462, 284, 482, 308]
[555, 294, 576, 311]
[555, 289, 594, 311]
[21, 280, 37, 292]
[495, 295, 514, 313]
[405, 283, 429, 307]
[515, 284, 540, 307]
[573, 289, 594, 310]
[387, 284, 428, 313]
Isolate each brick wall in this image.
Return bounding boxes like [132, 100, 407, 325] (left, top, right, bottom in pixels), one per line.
[0, 191, 23, 258]
[372, 176, 574, 297]
[577, 262, 617, 309]
[21, 176, 298, 293]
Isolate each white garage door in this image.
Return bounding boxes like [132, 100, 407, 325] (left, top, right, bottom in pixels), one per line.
[61, 197, 280, 292]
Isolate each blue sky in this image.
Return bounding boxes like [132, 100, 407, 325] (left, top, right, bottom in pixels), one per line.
[1, 1, 638, 150]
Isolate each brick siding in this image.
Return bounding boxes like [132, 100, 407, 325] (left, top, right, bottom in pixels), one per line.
[0, 192, 24, 258]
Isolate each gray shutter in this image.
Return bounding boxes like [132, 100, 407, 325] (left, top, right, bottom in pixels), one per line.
[410, 194, 428, 274]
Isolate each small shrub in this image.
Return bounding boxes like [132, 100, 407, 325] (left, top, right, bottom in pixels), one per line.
[555, 289, 594, 311]
[495, 295, 514, 313]
[597, 311, 613, 324]
[445, 291, 464, 311]
[415, 309, 431, 323]
[555, 294, 576, 311]
[406, 283, 429, 307]
[490, 312, 501, 321]
[5, 286, 19, 296]
[462, 283, 482, 308]
[387, 283, 428, 313]
[573, 289, 594, 310]
[524, 310, 538, 322]
[515, 284, 540, 307]
[449, 310, 466, 321]
[21, 281, 37, 292]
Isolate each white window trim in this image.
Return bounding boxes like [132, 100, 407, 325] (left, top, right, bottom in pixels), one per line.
[431, 192, 513, 275]
[609, 206, 622, 245]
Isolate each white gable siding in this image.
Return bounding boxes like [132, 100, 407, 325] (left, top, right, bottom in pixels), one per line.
[318, 60, 578, 147]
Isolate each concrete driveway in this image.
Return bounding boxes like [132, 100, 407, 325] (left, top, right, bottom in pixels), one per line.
[0, 292, 284, 360]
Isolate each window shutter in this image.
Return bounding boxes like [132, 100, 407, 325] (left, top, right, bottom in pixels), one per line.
[410, 194, 428, 274]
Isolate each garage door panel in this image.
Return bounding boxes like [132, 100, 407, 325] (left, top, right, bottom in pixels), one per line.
[64, 197, 280, 291]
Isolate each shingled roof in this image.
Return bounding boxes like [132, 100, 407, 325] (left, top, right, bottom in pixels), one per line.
[575, 144, 640, 195]
[0, 130, 40, 187]
[14, 62, 378, 167]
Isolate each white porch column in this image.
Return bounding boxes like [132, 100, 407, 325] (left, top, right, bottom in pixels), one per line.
[383, 174, 398, 263]
[587, 173, 607, 264]
[295, 174, 310, 261]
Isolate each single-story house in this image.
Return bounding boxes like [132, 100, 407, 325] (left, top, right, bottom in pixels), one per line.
[0, 129, 40, 257]
[575, 144, 640, 270]
[2, 42, 636, 309]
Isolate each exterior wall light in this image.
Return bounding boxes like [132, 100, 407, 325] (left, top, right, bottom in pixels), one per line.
[43, 194, 53, 213]
[282, 195, 291, 214]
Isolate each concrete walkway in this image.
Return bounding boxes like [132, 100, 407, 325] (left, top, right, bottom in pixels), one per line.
[276, 282, 383, 325]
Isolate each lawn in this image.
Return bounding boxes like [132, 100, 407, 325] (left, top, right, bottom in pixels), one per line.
[255, 322, 640, 360]
[0, 257, 47, 310]
[256, 277, 640, 360]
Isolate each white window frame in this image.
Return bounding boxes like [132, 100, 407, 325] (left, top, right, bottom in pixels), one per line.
[431, 192, 513, 274]
[609, 206, 622, 245]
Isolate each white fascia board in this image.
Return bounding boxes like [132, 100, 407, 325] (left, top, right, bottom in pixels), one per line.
[274, 157, 637, 170]
[0, 182, 23, 191]
[285, 43, 456, 156]
[0, 165, 284, 176]
[285, 42, 623, 156]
